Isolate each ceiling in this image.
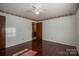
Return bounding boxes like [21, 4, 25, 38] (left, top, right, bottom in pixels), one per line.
[0, 3, 78, 21]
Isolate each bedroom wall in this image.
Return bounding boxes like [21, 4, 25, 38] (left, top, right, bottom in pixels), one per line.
[42, 15, 77, 46]
[0, 12, 32, 48]
[76, 9, 79, 53]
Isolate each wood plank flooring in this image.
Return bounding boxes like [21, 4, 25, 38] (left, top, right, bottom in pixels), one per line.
[0, 40, 78, 56]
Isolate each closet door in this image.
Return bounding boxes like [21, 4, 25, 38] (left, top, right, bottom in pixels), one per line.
[0, 16, 5, 49]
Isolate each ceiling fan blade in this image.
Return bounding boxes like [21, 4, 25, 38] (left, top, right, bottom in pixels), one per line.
[32, 5, 36, 9]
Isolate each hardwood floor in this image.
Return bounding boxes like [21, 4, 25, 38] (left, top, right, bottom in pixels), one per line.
[32, 40, 78, 56]
[0, 40, 78, 56]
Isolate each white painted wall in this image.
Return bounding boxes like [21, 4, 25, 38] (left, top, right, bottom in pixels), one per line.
[76, 9, 79, 53]
[0, 12, 32, 48]
[42, 15, 77, 46]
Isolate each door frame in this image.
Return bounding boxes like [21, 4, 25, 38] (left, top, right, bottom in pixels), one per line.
[32, 22, 42, 40]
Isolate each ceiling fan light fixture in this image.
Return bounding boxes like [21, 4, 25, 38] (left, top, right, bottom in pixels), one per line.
[35, 11, 40, 15]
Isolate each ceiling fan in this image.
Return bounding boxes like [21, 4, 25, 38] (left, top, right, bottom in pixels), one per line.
[26, 4, 43, 15]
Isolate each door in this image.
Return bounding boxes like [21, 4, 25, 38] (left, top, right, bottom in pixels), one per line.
[0, 16, 5, 49]
[36, 23, 42, 40]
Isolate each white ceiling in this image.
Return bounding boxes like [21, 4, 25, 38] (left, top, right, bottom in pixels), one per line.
[0, 3, 78, 21]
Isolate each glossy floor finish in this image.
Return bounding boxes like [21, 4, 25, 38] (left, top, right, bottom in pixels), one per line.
[0, 40, 78, 56]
